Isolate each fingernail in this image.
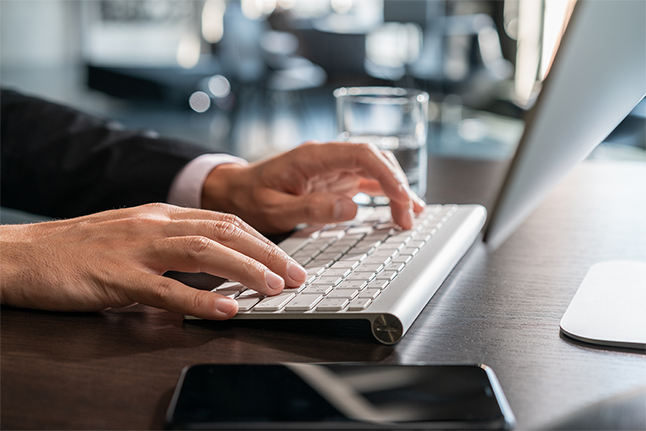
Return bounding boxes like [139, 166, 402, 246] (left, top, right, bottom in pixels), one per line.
[216, 297, 237, 315]
[333, 199, 356, 221]
[287, 261, 307, 283]
[265, 270, 285, 291]
[416, 195, 426, 207]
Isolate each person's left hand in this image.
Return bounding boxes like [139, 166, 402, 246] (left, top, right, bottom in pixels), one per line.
[201, 141, 426, 235]
[0, 203, 306, 318]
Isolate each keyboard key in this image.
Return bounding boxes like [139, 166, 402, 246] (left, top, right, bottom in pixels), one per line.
[315, 298, 350, 311]
[346, 271, 376, 283]
[356, 261, 384, 273]
[304, 262, 327, 274]
[326, 289, 359, 299]
[342, 251, 369, 263]
[378, 242, 402, 250]
[253, 292, 296, 311]
[308, 257, 335, 268]
[394, 262, 406, 273]
[409, 239, 426, 249]
[214, 288, 243, 298]
[330, 260, 359, 270]
[368, 230, 392, 242]
[335, 237, 361, 247]
[315, 276, 344, 286]
[236, 294, 263, 311]
[348, 297, 372, 311]
[317, 251, 344, 262]
[376, 269, 397, 282]
[304, 274, 318, 285]
[319, 229, 345, 240]
[345, 226, 372, 236]
[321, 268, 350, 279]
[213, 282, 245, 298]
[359, 289, 381, 299]
[335, 279, 368, 290]
[392, 255, 412, 265]
[291, 251, 313, 266]
[284, 294, 323, 311]
[367, 279, 390, 290]
[370, 249, 395, 260]
[297, 244, 325, 256]
[301, 284, 334, 295]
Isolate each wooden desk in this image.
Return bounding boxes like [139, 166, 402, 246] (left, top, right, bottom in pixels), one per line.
[2, 158, 645, 430]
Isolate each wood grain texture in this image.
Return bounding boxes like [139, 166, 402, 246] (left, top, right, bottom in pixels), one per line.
[2, 158, 645, 430]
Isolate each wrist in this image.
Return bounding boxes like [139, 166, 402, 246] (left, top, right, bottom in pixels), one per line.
[201, 163, 247, 213]
[0, 225, 36, 307]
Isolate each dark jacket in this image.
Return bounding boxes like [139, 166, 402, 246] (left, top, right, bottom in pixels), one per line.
[1, 89, 209, 218]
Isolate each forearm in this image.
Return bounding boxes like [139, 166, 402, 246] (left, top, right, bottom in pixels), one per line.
[0, 89, 209, 218]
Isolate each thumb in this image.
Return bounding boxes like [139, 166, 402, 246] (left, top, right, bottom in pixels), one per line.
[273, 191, 358, 226]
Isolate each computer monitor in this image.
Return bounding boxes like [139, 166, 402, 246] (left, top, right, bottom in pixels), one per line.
[483, 0, 645, 249]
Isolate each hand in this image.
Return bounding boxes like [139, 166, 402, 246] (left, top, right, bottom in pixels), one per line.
[0, 203, 306, 319]
[201, 141, 426, 234]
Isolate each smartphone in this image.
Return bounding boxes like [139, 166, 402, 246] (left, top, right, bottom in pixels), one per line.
[165, 363, 515, 430]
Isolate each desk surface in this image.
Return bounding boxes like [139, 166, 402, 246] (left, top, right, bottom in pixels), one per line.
[2, 158, 645, 430]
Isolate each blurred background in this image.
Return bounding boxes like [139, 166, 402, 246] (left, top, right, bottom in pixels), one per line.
[1, 0, 644, 163]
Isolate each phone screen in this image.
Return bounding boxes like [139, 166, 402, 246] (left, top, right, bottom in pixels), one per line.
[166, 363, 515, 430]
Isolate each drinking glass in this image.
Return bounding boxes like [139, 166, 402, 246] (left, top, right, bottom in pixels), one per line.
[334, 86, 428, 203]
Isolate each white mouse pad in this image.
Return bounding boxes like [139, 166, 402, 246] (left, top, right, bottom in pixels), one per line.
[560, 261, 646, 349]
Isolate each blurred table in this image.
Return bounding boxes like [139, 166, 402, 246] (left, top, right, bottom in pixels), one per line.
[2, 158, 645, 430]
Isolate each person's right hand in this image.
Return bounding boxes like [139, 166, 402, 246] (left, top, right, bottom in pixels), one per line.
[201, 141, 426, 235]
[0, 203, 306, 319]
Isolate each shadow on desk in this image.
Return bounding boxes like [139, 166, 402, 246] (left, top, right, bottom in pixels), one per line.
[0, 304, 394, 363]
[559, 330, 646, 355]
[0, 306, 215, 361]
[544, 386, 646, 430]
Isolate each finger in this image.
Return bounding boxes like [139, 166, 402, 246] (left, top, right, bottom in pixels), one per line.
[99, 203, 276, 248]
[382, 150, 426, 212]
[161, 218, 307, 287]
[129, 272, 238, 320]
[380, 151, 425, 228]
[148, 236, 303, 295]
[262, 189, 359, 226]
[167, 211, 275, 251]
[355, 177, 386, 196]
[295, 142, 413, 209]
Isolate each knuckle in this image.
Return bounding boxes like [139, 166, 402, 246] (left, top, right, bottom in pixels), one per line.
[218, 212, 245, 228]
[141, 202, 171, 213]
[124, 214, 161, 231]
[121, 206, 171, 230]
[190, 292, 209, 312]
[184, 236, 212, 258]
[264, 243, 286, 264]
[255, 238, 289, 268]
[147, 278, 175, 304]
[217, 221, 241, 240]
[211, 218, 245, 243]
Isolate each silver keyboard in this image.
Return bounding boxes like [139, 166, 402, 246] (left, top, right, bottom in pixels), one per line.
[194, 204, 487, 344]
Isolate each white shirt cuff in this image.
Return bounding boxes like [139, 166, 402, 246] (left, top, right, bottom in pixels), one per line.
[167, 153, 248, 208]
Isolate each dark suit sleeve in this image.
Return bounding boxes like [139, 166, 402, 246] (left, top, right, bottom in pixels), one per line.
[1, 89, 212, 219]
